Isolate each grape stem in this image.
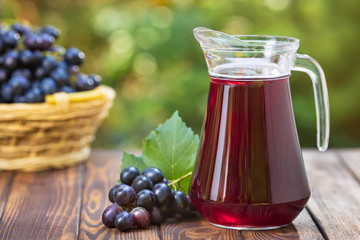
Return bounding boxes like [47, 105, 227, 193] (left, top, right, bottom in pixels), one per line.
[168, 171, 192, 191]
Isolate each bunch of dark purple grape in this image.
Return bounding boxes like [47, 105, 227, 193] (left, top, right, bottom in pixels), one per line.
[102, 166, 197, 231]
[0, 22, 101, 103]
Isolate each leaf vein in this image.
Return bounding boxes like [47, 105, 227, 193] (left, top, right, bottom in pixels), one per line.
[153, 133, 172, 168]
[173, 135, 196, 167]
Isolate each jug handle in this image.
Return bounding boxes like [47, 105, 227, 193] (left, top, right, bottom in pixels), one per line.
[293, 54, 330, 152]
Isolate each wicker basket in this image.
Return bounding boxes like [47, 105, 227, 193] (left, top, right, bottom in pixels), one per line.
[0, 85, 115, 171]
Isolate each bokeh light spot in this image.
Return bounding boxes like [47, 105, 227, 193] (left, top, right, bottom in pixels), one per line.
[150, 6, 173, 28]
[133, 53, 158, 77]
[265, 0, 291, 11]
[94, 8, 130, 36]
[136, 27, 161, 49]
[222, 16, 252, 35]
[110, 30, 134, 54]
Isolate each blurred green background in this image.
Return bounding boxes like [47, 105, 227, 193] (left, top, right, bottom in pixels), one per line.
[1, 0, 359, 148]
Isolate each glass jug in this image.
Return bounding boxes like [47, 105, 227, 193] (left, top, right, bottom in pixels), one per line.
[189, 28, 329, 230]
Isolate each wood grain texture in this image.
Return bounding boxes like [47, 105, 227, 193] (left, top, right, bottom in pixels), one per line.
[304, 150, 360, 240]
[0, 171, 15, 219]
[160, 217, 244, 240]
[3, 149, 360, 240]
[337, 149, 360, 183]
[160, 202, 323, 240]
[0, 165, 84, 240]
[78, 150, 160, 240]
[241, 209, 324, 240]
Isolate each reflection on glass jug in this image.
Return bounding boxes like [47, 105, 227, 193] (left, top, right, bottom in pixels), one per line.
[189, 27, 329, 230]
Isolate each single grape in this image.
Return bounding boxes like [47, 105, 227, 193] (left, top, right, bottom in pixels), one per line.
[142, 167, 164, 185]
[88, 74, 101, 87]
[64, 47, 85, 66]
[19, 50, 36, 67]
[120, 166, 140, 185]
[56, 61, 67, 69]
[33, 50, 44, 63]
[114, 185, 136, 206]
[35, 67, 47, 79]
[131, 207, 151, 228]
[114, 211, 134, 231]
[102, 203, 123, 228]
[136, 189, 156, 210]
[41, 56, 57, 74]
[163, 178, 169, 184]
[172, 191, 188, 212]
[23, 33, 43, 51]
[132, 175, 153, 193]
[24, 88, 43, 103]
[108, 184, 124, 203]
[9, 75, 30, 95]
[0, 69, 8, 84]
[23, 33, 36, 50]
[50, 67, 69, 86]
[40, 78, 57, 95]
[182, 197, 198, 219]
[186, 195, 197, 212]
[75, 74, 97, 91]
[68, 65, 79, 74]
[12, 68, 32, 80]
[2, 30, 20, 49]
[3, 50, 19, 71]
[1, 84, 15, 103]
[158, 203, 172, 218]
[41, 26, 60, 39]
[153, 183, 171, 205]
[32, 80, 41, 89]
[37, 33, 55, 51]
[11, 23, 30, 36]
[150, 206, 164, 225]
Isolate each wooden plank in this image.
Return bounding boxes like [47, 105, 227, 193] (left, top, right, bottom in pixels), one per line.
[159, 207, 322, 240]
[78, 150, 160, 240]
[159, 189, 322, 239]
[0, 165, 84, 240]
[303, 150, 360, 240]
[337, 149, 360, 183]
[240, 209, 324, 240]
[160, 217, 245, 240]
[0, 171, 15, 219]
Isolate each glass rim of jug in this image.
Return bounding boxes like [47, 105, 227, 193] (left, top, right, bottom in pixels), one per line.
[199, 34, 300, 52]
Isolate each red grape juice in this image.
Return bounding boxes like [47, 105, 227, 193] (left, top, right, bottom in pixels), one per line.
[189, 75, 310, 229]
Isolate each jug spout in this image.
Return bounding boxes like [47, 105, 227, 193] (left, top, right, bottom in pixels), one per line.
[193, 27, 254, 49]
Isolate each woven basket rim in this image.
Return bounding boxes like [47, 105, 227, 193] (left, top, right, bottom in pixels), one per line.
[0, 85, 115, 110]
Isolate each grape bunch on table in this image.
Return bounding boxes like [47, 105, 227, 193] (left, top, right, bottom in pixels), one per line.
[103, 166, 198, 231]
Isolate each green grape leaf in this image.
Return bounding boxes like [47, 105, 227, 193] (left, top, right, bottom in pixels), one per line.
[121, 152, 147, 172]
[120, 111, 199, 193]
[142, 111, 199, 193]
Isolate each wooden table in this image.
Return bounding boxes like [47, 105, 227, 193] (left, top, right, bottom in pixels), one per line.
[0, 149, 359, 239]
